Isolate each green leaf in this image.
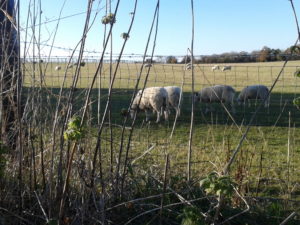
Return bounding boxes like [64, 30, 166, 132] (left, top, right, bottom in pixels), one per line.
[199, 178, 210, 187]
[293, 97, 300, 107]
[294, 69, 300, 78]
[68, 116, 81, 129]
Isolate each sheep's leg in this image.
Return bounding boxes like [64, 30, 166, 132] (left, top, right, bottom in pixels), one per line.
[204, 103, 210, 114]
[145, 110, 152, 122]
[230, 103, 236, 114]
[230, 97, 236, 114]
[205, 103, 212, 114]
[156, 110, 161, 123]
[164, 110, 169, 121]
[247, 99, 251, 107]
[209, 104, 214, 113]
[264, 96, 270, 108]
[175, 106, 180, 117]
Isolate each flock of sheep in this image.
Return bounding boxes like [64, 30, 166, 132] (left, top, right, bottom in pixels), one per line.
[129, 84, 270, 122]
[54, 61, 86, 71]
[211, 65, 231, 71]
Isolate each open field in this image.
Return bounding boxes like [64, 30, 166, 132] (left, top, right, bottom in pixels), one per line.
[20, 60, 300, 188]
[23, 60, 300, 93]
[2, 60, 300, 224]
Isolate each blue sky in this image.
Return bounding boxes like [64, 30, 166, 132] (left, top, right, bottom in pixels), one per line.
[20, 0, 300, 58]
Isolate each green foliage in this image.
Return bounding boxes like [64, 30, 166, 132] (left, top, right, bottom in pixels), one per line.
[178, 207, 205, 225]
[293, 97, 300, 109]
[294, 69, 300, 78]
[120, 32, 129, 40]
[166, 55, 178, 64]
[101, 13, 116, 25]
[200, 172, 236, 197]
[290, 45, 300, 54]
[63, 116, 84, 141]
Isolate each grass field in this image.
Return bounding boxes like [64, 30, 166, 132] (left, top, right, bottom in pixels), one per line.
[9, 60, 300, 224]
[21, 60, 300, 180]
[23, 60, 300, 92]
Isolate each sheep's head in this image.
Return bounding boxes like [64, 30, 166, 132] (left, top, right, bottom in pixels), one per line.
[129, 107, 137, 119]
[194, 92, 200, 102]
[120, 108, 128, 117]
[236, 93, 244, 105]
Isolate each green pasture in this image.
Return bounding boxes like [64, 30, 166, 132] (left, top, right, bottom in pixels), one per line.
[21, 60, 300, 200]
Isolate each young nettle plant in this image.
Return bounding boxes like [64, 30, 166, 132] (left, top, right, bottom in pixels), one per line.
[101, 13, 116, 25]
[121, 32, 130, 40]
[200, 172, 236, 197]
[63, 116, 84, 141]
[178, 207, 206, 225]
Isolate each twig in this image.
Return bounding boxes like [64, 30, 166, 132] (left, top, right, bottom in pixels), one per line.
[124, 197, 208, 225]
[279, 211, 298, 225]
[34, 191, 49, 223]
[160, 154, 169, 224]
[0, 207, 30, 224]
[187, 0, 195, 182]
[131, 144, 156, 165]
[218, 186, 250, 225]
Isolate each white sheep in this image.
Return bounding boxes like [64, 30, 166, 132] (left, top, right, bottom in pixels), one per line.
[130, 87, 169, 123]
[55, 66, 61, 71]
[237, 85, 270, 107]
[185, 63, 193, 70]
[212, 65, 220, 71]
[194, 85, 236, 113]
[164, 86, 182, 117]
[222, 66, 231, 71]
[143, 63, 152, 68]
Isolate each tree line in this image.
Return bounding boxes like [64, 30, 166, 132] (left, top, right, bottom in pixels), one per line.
[165, 45, 300, 64]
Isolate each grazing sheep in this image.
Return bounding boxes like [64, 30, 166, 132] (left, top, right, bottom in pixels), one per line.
[143, 63, 152, 68]
[195, 85, 236, 113]
[212, 65, 220, 71]
[73, 61, 86, 67]
[130, 87, 169, 123]
[185, 63, 193, 70]
[55, 66, 61, 71]
[222, 66, 231, 71]
[67, 64, 73, 69]
[164, 86, 182, 117]
[237, 85, 270, 107]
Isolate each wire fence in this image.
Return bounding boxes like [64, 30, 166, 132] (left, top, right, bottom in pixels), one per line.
[22, 57, 300, 127]
[2, 0, 300, 223]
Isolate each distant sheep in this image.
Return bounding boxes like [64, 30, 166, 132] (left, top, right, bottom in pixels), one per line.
[143, 63, 152, 68]
[237, 85, 270, 107]
[130, 87, 169, 123]
[212, 65, 220, 71]
[55, 66, 61, 71]
[185, 63, 193, 70]
[73, 61, 86, 67]
[164, 86, 182, 117]
[222, 66, 231, 71]
[195, 85, 236, 113]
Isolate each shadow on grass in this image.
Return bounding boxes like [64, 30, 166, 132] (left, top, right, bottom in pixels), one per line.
[25, 87, 300, 127]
